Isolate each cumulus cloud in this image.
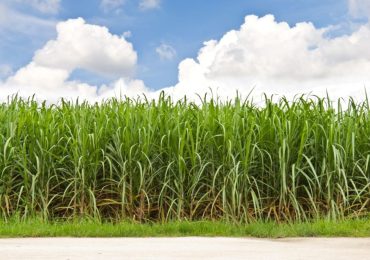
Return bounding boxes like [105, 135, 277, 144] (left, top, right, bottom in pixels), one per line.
[156, 43, 176, 61]
[33, 18, 137, 77]
[155, 15, 370, 101]
[139, 0, 160, 10]
[3, 14, 370, 103]
[0, 18, 147, 102]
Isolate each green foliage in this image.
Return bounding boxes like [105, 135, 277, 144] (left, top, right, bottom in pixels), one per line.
[0, 94, 369, 223]
[0, 218, 369, 237]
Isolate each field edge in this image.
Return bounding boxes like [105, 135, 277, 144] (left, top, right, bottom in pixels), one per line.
[0, 219, 369, 238]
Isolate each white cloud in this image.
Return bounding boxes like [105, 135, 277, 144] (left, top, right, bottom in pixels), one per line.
[3, 15, 370, 103]
[1, 18, 146, 102]
[349, 0, 370, 18]
[122, 30, 132, 38]
[100, 0, 125, 13]
[156, 43, 176, 61]
[157, 15, 370, 101]
[139, 0, 160, 10]
[33, 18, 137, 77]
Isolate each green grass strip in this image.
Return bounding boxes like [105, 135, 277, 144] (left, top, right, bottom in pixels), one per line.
[0, 219, 369, 238]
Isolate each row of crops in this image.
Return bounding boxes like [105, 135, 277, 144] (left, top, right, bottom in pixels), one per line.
[0, 94, 369, 223]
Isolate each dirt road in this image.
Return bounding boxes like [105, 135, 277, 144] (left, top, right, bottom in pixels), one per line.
[0, 237, 369, 259]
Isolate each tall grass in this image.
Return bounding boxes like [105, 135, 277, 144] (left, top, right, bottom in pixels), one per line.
[0, 94, 369, 223]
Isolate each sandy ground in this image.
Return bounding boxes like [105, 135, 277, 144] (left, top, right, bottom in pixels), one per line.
[0, 237, 369, 260]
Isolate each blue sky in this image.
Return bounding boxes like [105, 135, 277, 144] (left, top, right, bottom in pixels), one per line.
[1, 0, 370, 102]
[0, 0, 351, 88]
